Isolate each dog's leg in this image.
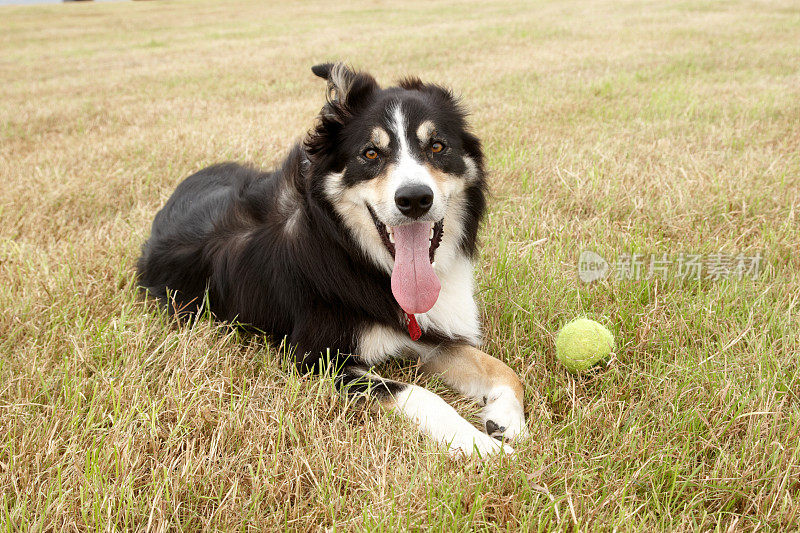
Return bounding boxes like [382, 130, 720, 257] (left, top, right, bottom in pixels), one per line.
[422, 345, 529, 441]
[335, 364, 513, 458]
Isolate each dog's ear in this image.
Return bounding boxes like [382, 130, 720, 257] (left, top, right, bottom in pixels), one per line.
[312, 63, 350, 103]
[305, 63, 379, 168]
[311, 63, 334, 79]
[311, 62, 378, 114]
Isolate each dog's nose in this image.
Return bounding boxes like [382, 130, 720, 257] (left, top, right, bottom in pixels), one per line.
[395, 185, 433, 219]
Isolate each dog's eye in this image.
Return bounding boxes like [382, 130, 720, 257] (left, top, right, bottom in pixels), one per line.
[364, 148, 379, 160]
[431, 141, 444, 153]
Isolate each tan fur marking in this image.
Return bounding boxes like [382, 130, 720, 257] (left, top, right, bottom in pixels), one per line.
[428, 167, 468, 199]
[324, 164, 396, 272]
[361, 162, 392, 201]
[371, 127, 390, 150]
[416, 120, 436, 144]
[422, 345, 524, 406]
[462, 156, 479, 182]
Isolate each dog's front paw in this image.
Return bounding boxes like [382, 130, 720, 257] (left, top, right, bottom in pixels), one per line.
[447, 427, 515, 458]
[482, 387, 529, 441]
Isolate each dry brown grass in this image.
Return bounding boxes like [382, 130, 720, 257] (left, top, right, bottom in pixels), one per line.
[1, 0, 799, 530]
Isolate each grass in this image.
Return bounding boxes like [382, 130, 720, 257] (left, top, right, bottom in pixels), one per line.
[1, 0, 799, 529]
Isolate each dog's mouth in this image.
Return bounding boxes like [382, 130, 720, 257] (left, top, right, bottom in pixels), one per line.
[367, 206, 444, 263]
[367, 205, 444, 315]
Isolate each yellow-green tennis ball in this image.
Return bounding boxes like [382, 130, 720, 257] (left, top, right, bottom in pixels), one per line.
[555, 318, 615, 373]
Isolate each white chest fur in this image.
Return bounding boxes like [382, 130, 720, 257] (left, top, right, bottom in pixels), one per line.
[358, 254, 481, 365]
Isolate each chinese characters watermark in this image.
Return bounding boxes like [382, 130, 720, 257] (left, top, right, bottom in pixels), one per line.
[578, 250, 765, 283]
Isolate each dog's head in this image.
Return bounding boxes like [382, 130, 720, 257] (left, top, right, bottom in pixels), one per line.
[305, 63, 486, 315]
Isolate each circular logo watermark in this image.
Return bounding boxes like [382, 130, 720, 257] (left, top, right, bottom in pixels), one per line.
[578, 250, 610, 283]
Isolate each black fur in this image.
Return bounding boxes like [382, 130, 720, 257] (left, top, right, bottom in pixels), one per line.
[136, 64, 487, 378]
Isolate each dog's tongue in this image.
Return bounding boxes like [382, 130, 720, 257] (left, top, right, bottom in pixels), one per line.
[390, 222, 440, 314]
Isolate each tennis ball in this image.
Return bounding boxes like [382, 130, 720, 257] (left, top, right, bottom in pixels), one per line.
[555, 318, 615, 373]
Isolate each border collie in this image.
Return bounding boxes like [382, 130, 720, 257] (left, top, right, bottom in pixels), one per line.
[137, 63, 529, 456]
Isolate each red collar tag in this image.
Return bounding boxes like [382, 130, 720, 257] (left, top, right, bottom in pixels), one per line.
[406, 313, 421, 341]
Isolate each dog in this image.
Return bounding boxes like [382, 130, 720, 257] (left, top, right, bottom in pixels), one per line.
[137, 63, 529, 456]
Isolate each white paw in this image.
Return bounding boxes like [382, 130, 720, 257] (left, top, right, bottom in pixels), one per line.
[447, 427, 515, 458]
[390, 385, 516, 459]
[482, 387, 529, 441]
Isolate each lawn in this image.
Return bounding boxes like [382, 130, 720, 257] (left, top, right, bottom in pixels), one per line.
[1, 0, 799, 530]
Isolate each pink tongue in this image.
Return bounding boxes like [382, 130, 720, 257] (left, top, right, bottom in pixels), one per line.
[390, 222, 440, 314]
